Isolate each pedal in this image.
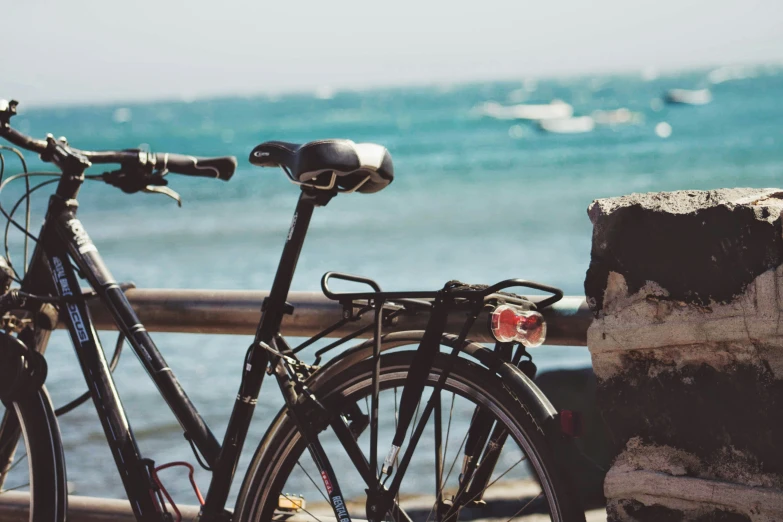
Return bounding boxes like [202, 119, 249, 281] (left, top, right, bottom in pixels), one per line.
[278, 494, 306, 512]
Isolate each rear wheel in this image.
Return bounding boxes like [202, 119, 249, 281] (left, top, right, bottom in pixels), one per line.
[235, 350, 584, 522]
[0, 387, 67, 522]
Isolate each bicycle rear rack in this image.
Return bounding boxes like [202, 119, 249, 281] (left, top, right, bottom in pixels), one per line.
[313, 272, 564, 516]
[297, 271, 564, 366]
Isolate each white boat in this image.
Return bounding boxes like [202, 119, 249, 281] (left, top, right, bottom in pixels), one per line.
[591, 108, 642, 125]
[708, 65, 754, 84]
[477, 100, 573, 121]
[538, 116, 595, 134]
[664, 88, 712, 105]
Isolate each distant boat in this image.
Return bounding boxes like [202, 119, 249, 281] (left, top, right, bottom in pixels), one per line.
[708, 65, 754, 84]
[538, 116, 595, 134]
[591, 108, 643, 125]
[477, 100, 573, 121]
[664, 88, 712, 105]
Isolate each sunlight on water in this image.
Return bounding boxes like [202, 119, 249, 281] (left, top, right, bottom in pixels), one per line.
[2, 66, 783, 501]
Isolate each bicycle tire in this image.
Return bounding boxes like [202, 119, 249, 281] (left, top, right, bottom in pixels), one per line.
[0, 387, 67, 522]
[235, 349, 585, 522]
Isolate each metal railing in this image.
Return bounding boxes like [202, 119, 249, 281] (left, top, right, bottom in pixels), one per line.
[82, 289, 591, 346]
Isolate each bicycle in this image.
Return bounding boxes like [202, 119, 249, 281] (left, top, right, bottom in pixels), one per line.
[0, 99, 585, 522]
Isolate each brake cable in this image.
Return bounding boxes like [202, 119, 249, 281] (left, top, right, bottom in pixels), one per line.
[0, 145, 32, 274]
[0, 151, 170, 417]
[3, 176, 60, 282]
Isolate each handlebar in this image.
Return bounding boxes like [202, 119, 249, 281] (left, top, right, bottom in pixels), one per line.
[0, 122, 47, 155]
[156, 153, 236, 181]
[0, 99, 237, 181]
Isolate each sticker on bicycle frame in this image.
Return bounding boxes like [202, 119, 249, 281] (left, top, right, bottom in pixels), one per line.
[320, 470, 334, 494]
[53, 256, 89, 342]
[66, 218, 97, 254]
[331, 495, 350, 522]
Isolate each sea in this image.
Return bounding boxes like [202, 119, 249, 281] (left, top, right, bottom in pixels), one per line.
[2, 64, 782, 504]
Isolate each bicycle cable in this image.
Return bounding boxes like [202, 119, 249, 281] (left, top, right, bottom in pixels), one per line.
[0, 170, 63, 281]
[0, 145, 32, 275]
[0, 150, 128, 417]
[0, 169, 109, 280]
[2, 174, 61, 281]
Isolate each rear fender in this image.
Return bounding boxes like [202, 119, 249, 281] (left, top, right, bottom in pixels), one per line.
[310, 330, 558, 428]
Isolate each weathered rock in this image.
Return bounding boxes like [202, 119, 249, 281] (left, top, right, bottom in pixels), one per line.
[584, 189, 783, 522]
[585, 188, 783, 313]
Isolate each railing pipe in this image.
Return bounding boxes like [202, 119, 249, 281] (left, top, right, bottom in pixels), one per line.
[0, 492, 321, 522]
[79, 289, 590, 346]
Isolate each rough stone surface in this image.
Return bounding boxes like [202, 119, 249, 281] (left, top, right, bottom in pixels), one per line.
[584, 189, 783, 522]
[608, 499, 752, 522]
[594, 348, 783, 479]
[604, 468, 783, 522]
[586, 188, 783, 313]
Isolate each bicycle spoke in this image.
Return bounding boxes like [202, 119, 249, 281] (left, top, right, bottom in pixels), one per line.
[1, 481, 30, 493]
[6, 451, 27, 474]
[394, 386, 401, 520]
[424, 401, 487, 522]
[449, 456, 527, 516]
[394, 387, 398, 430]
[0, 414, 23, 493]
[282, 492, 324, 522]
[462, 424, 509, 503]
[433, 391, 443, 522]
[386, 501, 415, 522]
[411, 399, 421, 439]
[503, 491, 544, 522]
[0, 413, 21, 463]
[441, 429, 469, 496]
[439, 392, 456, 492]
[423, 427, 470, 522]
[296, 461, 330, 504]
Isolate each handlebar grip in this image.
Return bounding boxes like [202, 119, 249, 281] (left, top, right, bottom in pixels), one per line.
[155, 153, 236, 181]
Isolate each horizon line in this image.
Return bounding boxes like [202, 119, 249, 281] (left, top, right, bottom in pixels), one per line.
[11, 59, 782, 111]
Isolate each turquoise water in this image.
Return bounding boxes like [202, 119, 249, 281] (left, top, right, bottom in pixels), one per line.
[3, 65, 783, 501]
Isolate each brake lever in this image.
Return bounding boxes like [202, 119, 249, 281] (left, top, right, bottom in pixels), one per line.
[101, 166, 181, 206]
[143, 185, 182, 207]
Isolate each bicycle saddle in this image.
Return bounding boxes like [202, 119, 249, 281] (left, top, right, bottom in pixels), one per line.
[249, 139, 393, 193]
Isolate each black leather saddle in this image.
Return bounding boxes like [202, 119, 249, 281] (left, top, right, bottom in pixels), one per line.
[248, 139, 393, 193]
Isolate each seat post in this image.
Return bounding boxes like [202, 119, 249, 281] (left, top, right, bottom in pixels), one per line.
[255, 189, 328, 341]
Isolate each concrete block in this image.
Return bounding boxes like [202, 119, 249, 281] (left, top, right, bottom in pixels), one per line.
[584, 189, 783, 521]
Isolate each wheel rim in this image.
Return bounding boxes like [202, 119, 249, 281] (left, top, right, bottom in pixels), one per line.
[0, 402, 34, 520]
[247, 358, 565, 522]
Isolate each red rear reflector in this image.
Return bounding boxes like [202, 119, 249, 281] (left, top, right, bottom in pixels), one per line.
[489, 305, 547, 347]
[560, 410, 583, 437]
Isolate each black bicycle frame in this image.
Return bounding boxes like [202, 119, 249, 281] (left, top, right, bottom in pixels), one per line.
[16, 156, 557, 522]
[19, 170, 327, 521]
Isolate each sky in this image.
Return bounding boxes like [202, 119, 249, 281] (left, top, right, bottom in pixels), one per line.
[2, 0, 782, 106]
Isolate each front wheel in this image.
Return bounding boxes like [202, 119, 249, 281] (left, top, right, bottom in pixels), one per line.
[0, 387, 67, 522]
[235, 350, 584, 522]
